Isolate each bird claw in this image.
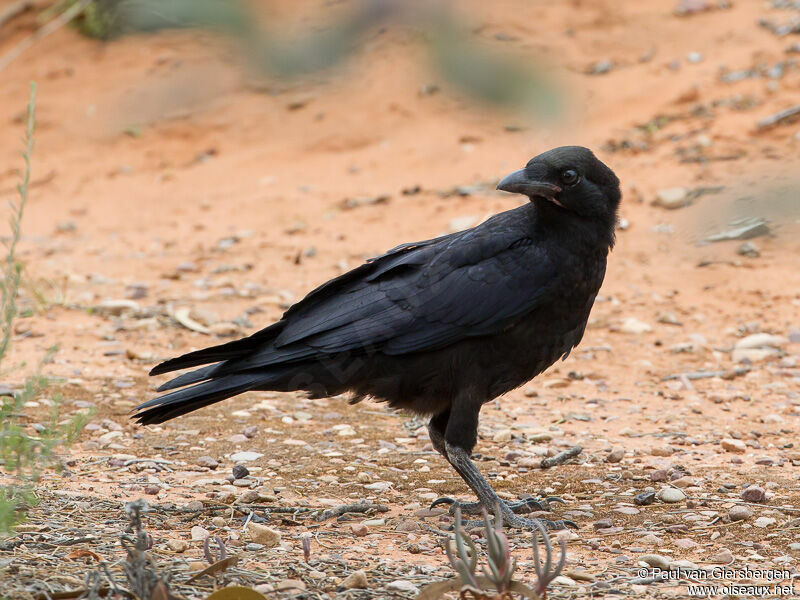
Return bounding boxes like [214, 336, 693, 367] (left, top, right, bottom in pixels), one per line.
[429, 495, 569, 516]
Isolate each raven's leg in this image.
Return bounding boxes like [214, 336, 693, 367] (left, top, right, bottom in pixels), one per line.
[427, 410, 565, 515]
[430, 399, 576, 530]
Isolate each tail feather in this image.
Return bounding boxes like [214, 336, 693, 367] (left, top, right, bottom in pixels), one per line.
[134, 373, 265, 425]
[149, 322, 283, 376]
[156, 363, 222, 392]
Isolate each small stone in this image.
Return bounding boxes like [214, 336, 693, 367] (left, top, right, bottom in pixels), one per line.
[788, 543, 800, 551]
[640, 554, 671, 569]
[230, 451, 263, 462]
[167, 539, 188, 552]
[635, 491, 656, 506]
[245, 543, 264, 552]
[232, 464, 250, 479]
[144, 485, 160, 495]
[237, 490, 259, 504]
[620, 317, 652, 334]
[350, 523, 369, 537]
[190, 526, 209, 541]
[735, 333, 787, 350]
[242, 425, 258, 438]
[754, 517, 776, 528]
[184, 500, 203, 511]
[594, 518, 613, 530]
[275, 580, 306, 592]
[708, 549, 733, 564]
[642, 534, 663, 546]
[588, 59, 614, 75]
[615, 506, 640, 515]
[650, 469, 668, 482]
[737, 242, 760, 258]
[654, 187, 690, 209]
[246, 523, 281, 547]
[721, 438, 746, 453]
[342, 570, 368, 589]
[195, 456, 219, 469]
[211, 516, 226, 528]
[674, 538, 699, 549]
[606, 447, 625, 463]
[729, 505, 752, 521]
[395, 520, 420, 532]
[651, 446, 673, 457]
[387, 580, 419, 594]
[741, 485, 766, 503]
[492, 429, 513, 443]
[657, 487, 686, 504]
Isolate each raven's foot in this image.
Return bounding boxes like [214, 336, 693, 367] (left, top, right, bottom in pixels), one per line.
[430, 495, 566, 515]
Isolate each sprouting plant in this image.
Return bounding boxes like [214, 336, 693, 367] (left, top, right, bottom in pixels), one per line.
[418, 503, 567, 599]
[0, 82, 91, 535]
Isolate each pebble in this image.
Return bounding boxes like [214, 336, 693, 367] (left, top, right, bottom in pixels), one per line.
[387, 581, 419, 594]
[741, 485, 766, 503]
[237, 490, 259, 504]
[634, 491, 656, 506]
[594, 518, 613, 530]
[232, 464, 250, 479]
[167, 539, 188, 552]
[144, 485, 160, 495]
[195, 456, 219, 469]
[190, 526, 209, 541]
[642, 534, 663, 546]
[245, 543, 264, 552]
[674, 538, 699, 549]
[654, 187, 690, 209]
[492, 429, 513, 442]
[728, 505, 752, 522]
[211, 516, 226, 528]
[650, 469, 668, 482]
[342, 570, 369, 589]
[651, 446, 673, 457]
[615, 506, 640, 515]
[620, 317, 652, 334]
[246, 523, 281, 547]
[754, 517, 776, 528]
[708, 549, 733, 564]
[589, 59, 615, 75]
[606, 447, 625, 463]
[230, 451, 263, 462]
[640, 554, 671, 569]
[737, 242, 760, 258]
[735, 333, 787, 350]
[721, 438, 746, 453]
[789, 543, 800, 551]
[657, 487, 686, 503]
[350, 523, 369, 537]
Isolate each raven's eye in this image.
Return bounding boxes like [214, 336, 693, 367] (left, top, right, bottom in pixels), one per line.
[561, 169, 580, 186]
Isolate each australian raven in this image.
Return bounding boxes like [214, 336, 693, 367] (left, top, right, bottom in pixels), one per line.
[134, 145, 621, 530]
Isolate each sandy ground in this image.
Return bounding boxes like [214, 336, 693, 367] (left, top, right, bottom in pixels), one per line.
[1, 0, 800, 598]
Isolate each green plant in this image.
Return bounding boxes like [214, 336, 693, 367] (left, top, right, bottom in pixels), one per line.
[0, 83, 91, 535]
[418, 504, 566, 600]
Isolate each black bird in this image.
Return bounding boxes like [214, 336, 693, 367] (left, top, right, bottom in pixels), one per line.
[134, 146, 621, 530]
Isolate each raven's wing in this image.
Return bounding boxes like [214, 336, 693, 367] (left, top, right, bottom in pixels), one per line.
[270, 209, 560, 356]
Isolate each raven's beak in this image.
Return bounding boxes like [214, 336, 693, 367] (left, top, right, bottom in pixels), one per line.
[497, 169, 562, 203]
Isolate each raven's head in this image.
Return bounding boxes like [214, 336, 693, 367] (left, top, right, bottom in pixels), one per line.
[497, 146, 621, 226]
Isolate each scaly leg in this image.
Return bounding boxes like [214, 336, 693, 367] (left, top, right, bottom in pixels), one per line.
[426, 402, 576, 530]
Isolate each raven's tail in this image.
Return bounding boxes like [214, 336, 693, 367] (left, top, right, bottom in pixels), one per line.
[149, 322, 283, 377]
[133, 372, 267, 425]
[136, 322, 289, 425]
